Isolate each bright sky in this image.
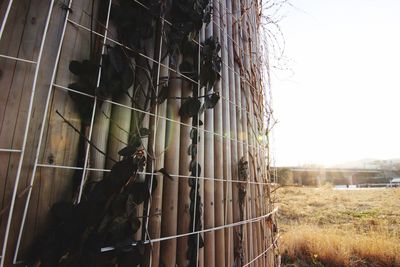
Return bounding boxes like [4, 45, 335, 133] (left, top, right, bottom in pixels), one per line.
[271, 0, 400, 166]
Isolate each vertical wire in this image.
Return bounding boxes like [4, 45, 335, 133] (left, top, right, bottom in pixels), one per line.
[229, 0, 247, 264]
[12, 0, 74, 263]
[0, 0, 275, 265]
[219, 0, 228, 261]
[203, 9, 215, 266]
[259, 141, 266, 263]
[219, 1, 233, 264]
[232, 0, 245, 264]
[144, 16, 165, 267]
[245, 0, 271, 264]
[226, 0, 242, 265]
[249, 39, 261, 264]
[76, 0, 113, 202]
[0, 0, 57, 265]
[211, 1, 226, 265]
[258, 144, 268, 262]
[253, 1, 267, 263]
[245, 0, 258, 262]
[238, 0, 255, 261]
[261, 113, 269, 263]
[0, 0, 14, 41]
[244, 107, 253, 264]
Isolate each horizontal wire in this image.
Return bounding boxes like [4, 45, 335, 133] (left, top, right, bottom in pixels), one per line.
[52, 83, 269, 150]
[0, 148, 22, 153]
[1, 0, 58, 265]
[164, 1, 265, 100]
[0, 54, 36, 64]
[67, 18, 198, 85]
[67, 18, 257, 121]
[212, 0, 268, 113]
[6, 0, 273, 264]
[203, 2, 269, 121]
[101, 207, 278, 252]
[55, 71, 268, 151]
[36, 163, 111, 173]
[66, 16, 264, 116]
[35, 163, 272, 186]
[67, 16, 268, 125]
[129, 0, 253, 64]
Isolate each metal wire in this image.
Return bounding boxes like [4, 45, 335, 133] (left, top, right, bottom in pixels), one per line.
[143, 17, 165, 267]
[33, 163, 272, 186]
[4, 0, 276, 265]
[12, 0, 74, 262]
[66, 16, 265, 115]
[243, 235, 279, 267]
[51, 82, 267, 151]
[0, 0, 57, 266]
[0, 54, 36, 64]
[0, 149, 22, 153]
[76, 0, 114, 203]
[100, 207, 278, 252]
[0, 0, 14, 41]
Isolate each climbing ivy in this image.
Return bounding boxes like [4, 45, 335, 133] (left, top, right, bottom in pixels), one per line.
[31, 0, 222, 266]
[27, 150, 157, 267]
[181, 36, 222, 266]
[67, 45, 135, 125]
[110, 0, 159, 51]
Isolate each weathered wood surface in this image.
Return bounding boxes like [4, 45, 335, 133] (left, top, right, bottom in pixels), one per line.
[0, 0, 274, 265]
[212, 1, 226, 266]
[0, 0, 97, 264]
[159, 59, 182, 266]
[145, 44, 169, 267]
[22, 0, 100, 257]
[232, 0, 248, 263]
[219, 0, 235, 265]
[203, 21, 215, 267]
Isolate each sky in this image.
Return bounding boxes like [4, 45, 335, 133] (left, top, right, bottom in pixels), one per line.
[270, 0, 400, 166]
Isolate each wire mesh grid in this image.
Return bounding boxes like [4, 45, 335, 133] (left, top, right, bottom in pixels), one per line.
[0, 0, 278, 266]
[0, 0, 57, 265]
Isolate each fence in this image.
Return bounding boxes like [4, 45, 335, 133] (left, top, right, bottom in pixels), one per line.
[0, 0, 277, 266]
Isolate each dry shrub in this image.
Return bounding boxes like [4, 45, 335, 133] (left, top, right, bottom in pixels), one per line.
[281, 226, 400, 267]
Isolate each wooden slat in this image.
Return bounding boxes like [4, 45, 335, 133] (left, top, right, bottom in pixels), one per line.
[145, 54, 169, 267]
[18, 0, 96, 260]
[203, 21, 216, 267]
[212, 1, 226, 266]
[0, 0, 68, 264]
[219, 0, 235, 265]
[176, 79, 192, 266]
[0, 0, 274, 265]
[159, 58, 182, 267]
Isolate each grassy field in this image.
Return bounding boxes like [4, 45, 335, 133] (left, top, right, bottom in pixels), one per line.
[274, 186, 400, 267]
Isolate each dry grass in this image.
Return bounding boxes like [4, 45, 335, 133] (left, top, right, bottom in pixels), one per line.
[275, 187, 400, 266]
